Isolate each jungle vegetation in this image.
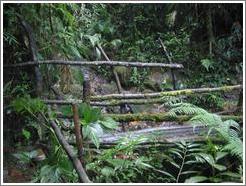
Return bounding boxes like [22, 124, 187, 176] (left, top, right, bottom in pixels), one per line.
[2, 2, 244, 183]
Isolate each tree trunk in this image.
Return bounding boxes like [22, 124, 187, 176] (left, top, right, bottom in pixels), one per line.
[206, 5, 215, 56]
[18, 16, 43, 96]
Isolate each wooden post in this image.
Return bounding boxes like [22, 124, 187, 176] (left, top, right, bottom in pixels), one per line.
[236, 89, 243, 112]
[72, 104, 84, 164]
[81, 68, 91, 104]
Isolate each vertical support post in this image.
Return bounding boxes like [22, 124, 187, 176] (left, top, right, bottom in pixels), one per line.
[72, 104, 84, 164]
[236, 89, 243, 112]
[81, 67, 91, 104]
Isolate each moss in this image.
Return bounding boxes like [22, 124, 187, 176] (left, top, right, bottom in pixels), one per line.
[104, 113, 242, 123]
[160, 89, 194, 97]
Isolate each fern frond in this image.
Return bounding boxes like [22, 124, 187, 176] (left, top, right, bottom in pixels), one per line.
[190, 113, 222, 127]
[168, 103, 207, 117]
[223, 139, 243, 161]
[160, 96, 183, 107]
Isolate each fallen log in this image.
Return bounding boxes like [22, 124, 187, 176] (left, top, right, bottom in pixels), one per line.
[90, 85, 242, 101]
[56, 112, 242, 123]
[104, 113, 243, 122]
[68, 125, 224, 147]
[42, 85, 242, 106]
[3, 60, 183, 69]
[43, 98, 166, 106]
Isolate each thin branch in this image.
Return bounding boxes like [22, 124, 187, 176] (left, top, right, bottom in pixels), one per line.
[158, 38, 177, 90]
[45, 108, 91, 183]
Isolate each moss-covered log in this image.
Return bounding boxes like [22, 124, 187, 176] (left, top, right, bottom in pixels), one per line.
[104, 113, 243, 122]
[43, 98, 166, 106]
[90, 85, 242, 101]
[43, 85, 242, 106]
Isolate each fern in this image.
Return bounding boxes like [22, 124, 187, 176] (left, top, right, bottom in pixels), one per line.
[168, 103, 207, 117]
[163, 141, 203, 182]
[159, 96, 183, 108]
[223, 139, 243, 161]
[167, 101, 243, 162]
[167, 100, 243, 163]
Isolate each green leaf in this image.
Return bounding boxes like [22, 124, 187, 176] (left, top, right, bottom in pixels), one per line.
[215, 152, 228, 161]
[60, 105, 73, 117]
[99, 117, 118, 130]
[101, 166, 115, 177]
[219, 172, 241, 178]
[69, 45, 81, 58]
[83, 124, 101, 148]
[185, 176, 208, 183]
[95, 47, 101, 59]
[22, 129, 31, 140]
[200, 58, 214, 71]
[110, 39, 122, 49]
[214, 164, 227, 171]
[195, 153, 215, 166]
[84, 34, 101, 47]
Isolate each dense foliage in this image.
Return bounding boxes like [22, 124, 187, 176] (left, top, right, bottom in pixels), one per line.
[3, 3, 243, 183]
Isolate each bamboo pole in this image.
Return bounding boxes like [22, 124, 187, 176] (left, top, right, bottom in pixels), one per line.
[3, 60, 184, 69]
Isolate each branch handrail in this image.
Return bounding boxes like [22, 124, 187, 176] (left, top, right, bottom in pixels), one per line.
[42, 85, 242, 106]
[3, 60, 184, 69]
[90, 84, 242, 101]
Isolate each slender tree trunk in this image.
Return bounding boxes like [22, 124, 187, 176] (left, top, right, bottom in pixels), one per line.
[18, 16, 43, 96]
[206, 5, 215, 56]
